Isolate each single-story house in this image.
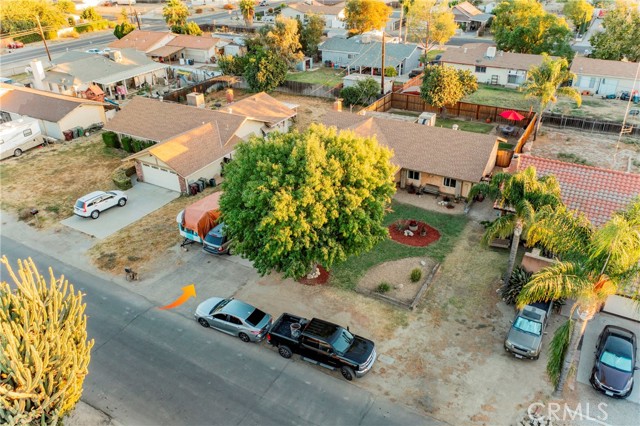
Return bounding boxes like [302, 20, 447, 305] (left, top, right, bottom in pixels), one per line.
[104, 96, 275, 192]
[440, 43, 552, 87]
[452, 1, 492, 33]
[0, 83, 106, 140]
[36, 49, 169, 100]
[508, 154, 640, 321]
[222, 92, 298, 134]
[280, 1, 346, 28]
[570, 57, 640, 96]
[108, 30, 175, 53]
[165, 34, 222, 64]
[319, 36, 423, 75]
[322, 111, 499, 197]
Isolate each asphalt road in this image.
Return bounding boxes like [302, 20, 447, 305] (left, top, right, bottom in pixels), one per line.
[1, 235, 442, 426]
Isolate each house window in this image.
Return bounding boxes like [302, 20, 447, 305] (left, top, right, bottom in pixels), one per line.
[443, 177, 457, 188]
[507, 74, 519, 84]
[347, 53, 355, 59]
[475, 66, 486, 73]
[589, 77, 596, 88]
[407, 170, 420, 180]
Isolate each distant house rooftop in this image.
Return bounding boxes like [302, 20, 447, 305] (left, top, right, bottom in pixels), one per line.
[440, 43, 551, 71]
[224, 92, 296, 126]
[319, 37, 421, 69]
[508, 154, 640, 227]
[453, 1, 492, 23]
[287, 1, 346, 15]
[570, 57, 640, 80]
[108, 30, 173, 52]
[167, 34, 220, 50]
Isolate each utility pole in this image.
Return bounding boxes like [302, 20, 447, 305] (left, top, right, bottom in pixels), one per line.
[130, 0, 141, 30]
[35, 15, 51, 62]
[398, 3, 404, 43]
[380, 31, 385, 96]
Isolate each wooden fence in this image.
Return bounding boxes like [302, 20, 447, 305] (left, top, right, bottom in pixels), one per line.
[541, 112, 640, 137]
[232, 79, 342, 99]
[161, 77, 233, 103]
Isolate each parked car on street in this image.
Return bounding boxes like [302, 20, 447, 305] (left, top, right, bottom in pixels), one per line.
[203, 222, 233, 255]
[74, 190, 127, 219]
[267, 313, 377, 381]
[590, 325, 638, 398]
[195, 297, 272, 343]
[504, 302, 552, 360]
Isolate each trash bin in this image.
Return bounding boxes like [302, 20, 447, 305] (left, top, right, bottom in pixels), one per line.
[209, 178, 216, 187]
[76, 127, 84, 137]
[63, 130, 73, 141]
[189, 183, 199, 195]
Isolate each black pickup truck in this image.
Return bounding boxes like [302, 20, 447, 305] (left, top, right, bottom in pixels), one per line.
[266, 313, 377, 381]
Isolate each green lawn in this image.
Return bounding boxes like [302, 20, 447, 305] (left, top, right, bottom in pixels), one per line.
[285, 67, 346, 87]
[426, 49, 444, 61]
[435, 118, 494, 134]
[463, 84, 536, 111]
[330, 201, 468, 290]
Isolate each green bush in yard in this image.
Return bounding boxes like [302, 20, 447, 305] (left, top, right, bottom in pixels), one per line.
[102, 131, 120, 149]
[376, 282, 391, 293]
[131, 139, 154, 153]
[120, 136, 132, 152]
[410, 268, 422, 283]
[112, 168, 132, 190]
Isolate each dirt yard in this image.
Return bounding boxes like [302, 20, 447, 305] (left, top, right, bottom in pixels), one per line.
[358, 257, 435, 305]
[235, 222, 558, 426]
[531, 127, 640, 173]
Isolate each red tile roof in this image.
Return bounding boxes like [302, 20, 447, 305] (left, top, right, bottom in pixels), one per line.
[509, 154, 640, 227]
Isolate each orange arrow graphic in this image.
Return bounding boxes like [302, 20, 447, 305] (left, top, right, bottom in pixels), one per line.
[158, 284, 197, 310]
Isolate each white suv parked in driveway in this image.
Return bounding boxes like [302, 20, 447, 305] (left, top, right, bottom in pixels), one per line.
[74, 190, 128, 219]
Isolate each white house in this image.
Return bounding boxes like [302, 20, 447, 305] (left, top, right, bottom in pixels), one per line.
[281, 1, 346, 28]
[0, 83, 106, 140]
[165, 34, 221, 64]
[570, 57, 640, 96]
[440, 43, 551, 87]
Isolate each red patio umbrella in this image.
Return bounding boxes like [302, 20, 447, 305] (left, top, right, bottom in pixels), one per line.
[499, 110, 525, 121]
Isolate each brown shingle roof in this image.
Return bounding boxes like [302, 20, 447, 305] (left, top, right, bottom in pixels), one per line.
[104, 97, 246, 144]
[224, 92, 296, 126]
[167, 34, 219, 50]
[508, 154, 640, 227]
[570, 57, 639, 80]
[108, 30, 173, 52]
[322, 111, 498, 182]
[0, 83, 104, 122]
[441, 43, 551, 71]
[454, 1, 482, 18]
[288, 1, 345, 15]
[148, 123, 235, 177]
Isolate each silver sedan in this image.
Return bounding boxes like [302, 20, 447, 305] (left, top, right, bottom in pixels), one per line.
[194, 298, 272, 343]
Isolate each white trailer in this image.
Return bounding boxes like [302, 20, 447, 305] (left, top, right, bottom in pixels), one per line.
[0, 118, 43, 160]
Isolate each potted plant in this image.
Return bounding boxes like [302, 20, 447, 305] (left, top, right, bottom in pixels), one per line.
[420, 226, 427, 237]
[408, 220, 418, 232]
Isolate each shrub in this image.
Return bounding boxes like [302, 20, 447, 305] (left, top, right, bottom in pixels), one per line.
[120, 136, 132, 152]
[102, 131, 120, 149]
[195, 8, 203, 13]
[376, 282, 391, 293]
[223, 3, 235, 9]
[500, 266, 532, 305]
[75, 23, 94, 34]
[339, 86, 361, 107]
[45, 30, 59, 40]
[410, 268, 422, 283]
[112, 168, 132, 190]
[15, 33, 43, 44]
[131, 139, 154, 153]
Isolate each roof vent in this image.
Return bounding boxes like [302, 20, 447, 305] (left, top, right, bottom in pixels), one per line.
[361, 35, 371, 44]
[486, 46, 497, 59]
[464, 47, 468, 54]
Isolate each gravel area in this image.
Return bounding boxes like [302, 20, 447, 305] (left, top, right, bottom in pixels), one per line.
[358, 257, 435, 304]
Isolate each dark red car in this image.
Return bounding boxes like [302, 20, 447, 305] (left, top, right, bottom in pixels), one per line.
[590, 325, 638, 398]
[7, 41, 24, 49]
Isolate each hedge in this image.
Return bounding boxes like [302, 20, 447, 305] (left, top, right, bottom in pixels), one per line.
[120, 136, 132, 152]
[112, 168, 132, 190]
[102, 131, 120, 149]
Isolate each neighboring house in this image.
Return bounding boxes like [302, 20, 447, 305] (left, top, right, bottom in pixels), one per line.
[452, 1, 492, 33]
[319, 36, 423, 75]
[222, 92, 298, 134]
[440, 43, 551, 87]
[0, 83, 106, 140]
[508, 153, 640, 322]
[108, 30, 175, 53]
[165, 35, 222, 64]
[281, 1, 346, 28]
[322, 111, 499, 197]
[104, 96, 277, 192]
[343, 74, 393, 94]
[34, 49, 168, 100]
[570, 57, 640, 96]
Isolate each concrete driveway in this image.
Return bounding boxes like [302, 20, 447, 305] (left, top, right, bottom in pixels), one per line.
[61, 183, 180, 239]
[577, 312, 640, 405]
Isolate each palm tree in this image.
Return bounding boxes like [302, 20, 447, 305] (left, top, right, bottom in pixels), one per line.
[521, 55, 582, 141]
[239, 0, 255, 27]
[468, 166, 563, 283]
[517, 197, 640, 397]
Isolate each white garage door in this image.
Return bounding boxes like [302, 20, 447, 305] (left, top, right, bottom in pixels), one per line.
[602, 295, 640, 322]
[598, 79, 617, 95]
[141, 163, 181, 192]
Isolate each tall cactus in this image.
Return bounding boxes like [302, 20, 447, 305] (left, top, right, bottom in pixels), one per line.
[0, 256, 94, 426]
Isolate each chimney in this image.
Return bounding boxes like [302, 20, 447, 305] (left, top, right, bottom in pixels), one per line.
[29, 59, 46, 91]
[333, 98, 343, 111]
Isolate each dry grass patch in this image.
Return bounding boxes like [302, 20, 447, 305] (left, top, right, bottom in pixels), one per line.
[0, 133, 126, 228]
[89, 187, 222, 273]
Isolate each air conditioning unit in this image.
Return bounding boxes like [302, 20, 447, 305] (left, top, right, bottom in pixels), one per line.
[186, 92, 205, 108]
[417, 112, 436, 126]
[108, 50, 123, 63]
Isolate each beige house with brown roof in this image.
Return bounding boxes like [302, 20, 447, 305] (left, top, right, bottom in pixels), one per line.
[570, 57, 640, 96]
[322, 111, 499, 198]
[108, 30, 175, 53]
[223, 92, 297, 134]
[440, 43, 551, 87]
[166, 35, 221, 64]
[281, 1, 346, 28]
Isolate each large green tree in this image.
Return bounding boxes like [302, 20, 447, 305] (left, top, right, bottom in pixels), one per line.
[219, 124, 397, 279]
[344, 0, 392, 35]
[114, 20, 135, 39]
[239, 0, 255, 27]
[420, 64, 477, 115]
[521, 55, 581, 140]
[243, 49, 288, 92]
[0, 0, 68, 35]
[405, 0, 456, 48]
[340, 77, 381, 106]
[517, 197, 640, 397]
[0, 257, 94, 425]
[563, 0, 594, 34]
[162, 0, 189, 27]
[259, 16, 303, 67]
[173, 21, 203, 35]
[492, 0, 574, 58]
[590, 0, 640, 62]
[467, 167, 563, 282]
[300, 14, 325, 58]
[80, 7, 102, 22]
